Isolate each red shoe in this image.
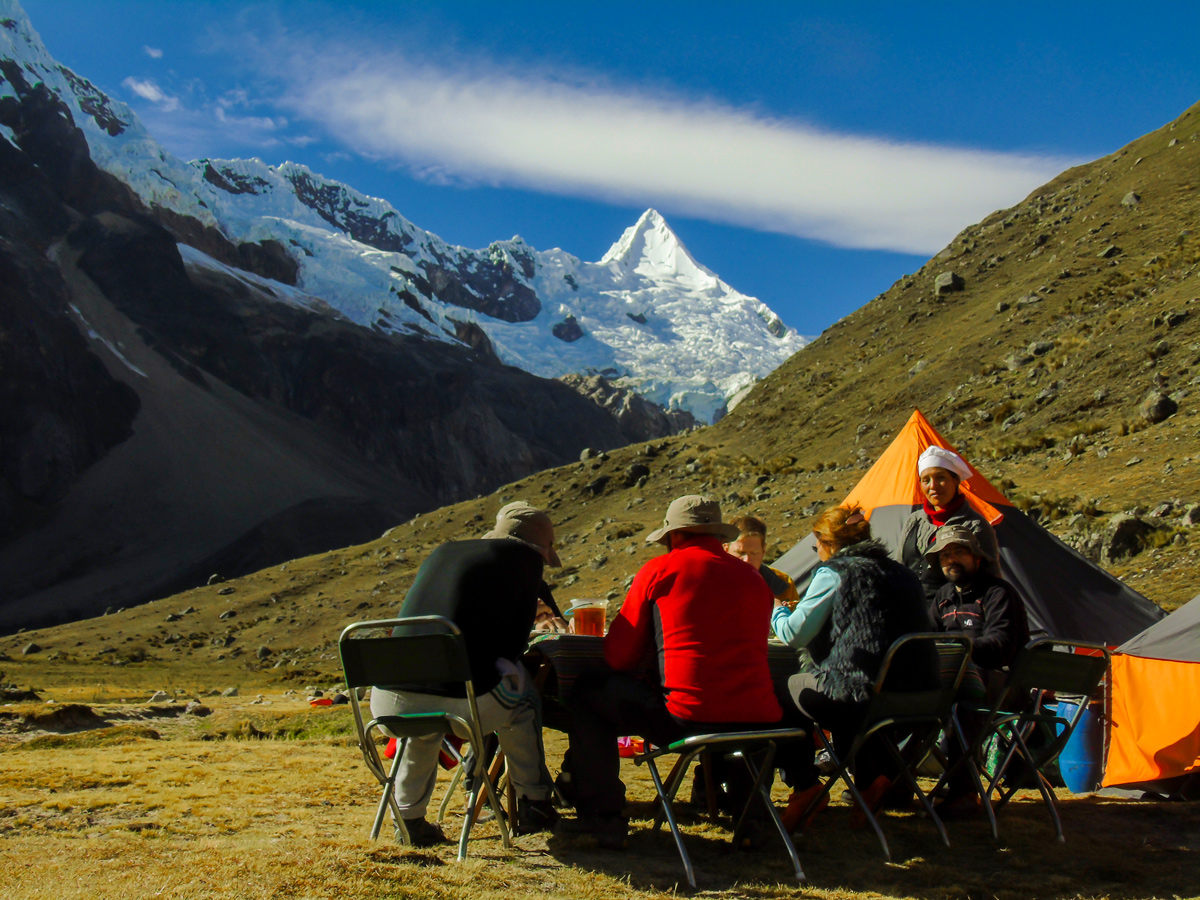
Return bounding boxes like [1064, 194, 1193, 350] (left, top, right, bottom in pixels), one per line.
[849, 775, 892, 830]
[781, 782, 829, 833]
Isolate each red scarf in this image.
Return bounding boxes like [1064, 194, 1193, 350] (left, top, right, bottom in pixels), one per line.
[923, 491, 965, 528]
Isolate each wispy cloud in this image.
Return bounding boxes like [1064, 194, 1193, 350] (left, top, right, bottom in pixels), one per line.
[262, 44, 1076, 255]
[122, 77, 180, 112]
[118, 76, 297, 160]
[143, 45, 163, 60]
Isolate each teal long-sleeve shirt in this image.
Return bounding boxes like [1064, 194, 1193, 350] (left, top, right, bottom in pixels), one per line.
[770, 566, 840, 649]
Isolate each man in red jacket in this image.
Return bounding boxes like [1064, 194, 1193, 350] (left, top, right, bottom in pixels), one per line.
[560, 495, 784, 846]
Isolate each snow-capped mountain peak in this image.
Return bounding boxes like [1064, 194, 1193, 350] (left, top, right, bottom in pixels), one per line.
[600, 208, 717, 289]
[0, 0, 808, 422]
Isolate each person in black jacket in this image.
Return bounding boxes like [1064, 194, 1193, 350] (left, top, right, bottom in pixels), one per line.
[927, 524, 1030, 814]
[369, 502, 561, 845]
[927, 524, 1029, 683]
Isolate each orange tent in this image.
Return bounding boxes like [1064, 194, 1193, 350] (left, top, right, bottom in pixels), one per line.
[774, 409, 1164, 646]
[1105, 593, 1200, 787]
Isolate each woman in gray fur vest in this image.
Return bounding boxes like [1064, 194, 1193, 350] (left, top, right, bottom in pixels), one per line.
[894, 446, 1000, 602]
[777, 505, 937, 833]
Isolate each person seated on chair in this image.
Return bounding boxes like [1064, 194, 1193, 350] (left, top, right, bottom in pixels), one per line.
[778, 505, 938, 832]
[559, 495, 784, 847]
[928, 524, 1029, 682]
[895, 446, 1001, 602]
[927, 524, 1030, 815]
[369, 501, 562, 846]
[726, 515, 801, 608]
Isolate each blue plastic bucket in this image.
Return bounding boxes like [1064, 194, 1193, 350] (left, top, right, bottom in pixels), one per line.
[1055, 698, 1104, 793]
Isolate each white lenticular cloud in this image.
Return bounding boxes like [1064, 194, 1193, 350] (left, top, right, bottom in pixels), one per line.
[274, 51, 1075, 255]
[143, 45, 163, 59]
[122, 76, 179, 111]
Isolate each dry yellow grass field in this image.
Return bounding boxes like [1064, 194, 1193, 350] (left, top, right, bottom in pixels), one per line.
[2, 694, 1197, 899]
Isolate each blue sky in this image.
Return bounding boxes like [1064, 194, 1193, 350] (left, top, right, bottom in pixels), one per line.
[20, 0, 1200, 333]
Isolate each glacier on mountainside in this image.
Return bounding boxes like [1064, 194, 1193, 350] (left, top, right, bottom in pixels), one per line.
[0, 0, 808, 422]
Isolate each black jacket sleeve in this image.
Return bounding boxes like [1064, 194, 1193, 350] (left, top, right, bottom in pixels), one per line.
[973, 582, 1028, 670]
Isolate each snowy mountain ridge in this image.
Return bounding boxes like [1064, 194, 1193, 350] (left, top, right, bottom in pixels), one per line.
[0, 0, 807, 422]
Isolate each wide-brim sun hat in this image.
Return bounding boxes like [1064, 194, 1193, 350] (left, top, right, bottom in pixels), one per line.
[925, 524, 993, 566]
[483, 500, 561, 566]
[645, 494, 740, 546]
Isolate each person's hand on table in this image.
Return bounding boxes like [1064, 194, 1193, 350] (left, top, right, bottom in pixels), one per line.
[533, 598, 569, 633]
[533, 613, 569, 633]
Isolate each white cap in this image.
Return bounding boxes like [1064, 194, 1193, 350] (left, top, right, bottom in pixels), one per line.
[917, 446, 972, 481]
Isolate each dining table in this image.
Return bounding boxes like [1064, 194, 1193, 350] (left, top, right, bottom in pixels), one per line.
[524, 632, 805, 731]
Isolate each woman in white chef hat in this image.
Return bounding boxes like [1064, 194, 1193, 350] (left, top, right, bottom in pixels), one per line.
[894, 446, 1001, 602]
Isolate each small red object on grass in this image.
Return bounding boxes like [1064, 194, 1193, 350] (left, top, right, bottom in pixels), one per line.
[309, 697, 333, 707]
[617, 736, 644, 758]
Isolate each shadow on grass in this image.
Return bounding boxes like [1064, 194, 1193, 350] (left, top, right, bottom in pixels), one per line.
[545, 796, 1199, 896]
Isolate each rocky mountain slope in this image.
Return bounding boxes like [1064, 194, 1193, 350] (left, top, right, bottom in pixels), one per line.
[7, 101, 1197, 689]
[0, 0, 805, 424]
[0, 0, 810, 629]
[0, 22, 641, 630]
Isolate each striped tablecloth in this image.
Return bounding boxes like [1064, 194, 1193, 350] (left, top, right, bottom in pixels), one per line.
[526, 634, 804, 704]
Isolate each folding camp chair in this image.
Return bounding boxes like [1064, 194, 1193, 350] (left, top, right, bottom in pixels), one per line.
[634, 726, 810, 888]
[787, 633, 973, 861]
[339, 616, 512, 860]
[937, 637, 1110, 842]
[435, 736, 518, 828]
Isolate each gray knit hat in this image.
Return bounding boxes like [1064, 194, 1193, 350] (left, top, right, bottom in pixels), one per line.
[483, 501, 561, 567]
[645, 494, 740, 546]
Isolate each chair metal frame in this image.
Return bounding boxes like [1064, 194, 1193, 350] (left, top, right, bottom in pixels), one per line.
[788, 633, 974, 861]
[634, 726, 810, 888]
[936, 636, 1111, 842]
[339, 616, 511, 860]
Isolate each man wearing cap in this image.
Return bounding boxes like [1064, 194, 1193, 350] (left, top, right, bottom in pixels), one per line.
[369, 501, 562, 846]
[560, 495, 784, 845]
[928, 524, 1029, 678]
[895, 445, 1001, 602]
[927, 524, 1030, 815]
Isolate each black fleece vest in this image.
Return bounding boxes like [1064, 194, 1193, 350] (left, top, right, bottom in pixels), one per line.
[813, 541, 936, 703]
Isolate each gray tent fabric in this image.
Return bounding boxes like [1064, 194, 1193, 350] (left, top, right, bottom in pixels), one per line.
[995, 508, 1165, 646]
[773, 503, 1164, 647]
[1118, 593, 1200, 662]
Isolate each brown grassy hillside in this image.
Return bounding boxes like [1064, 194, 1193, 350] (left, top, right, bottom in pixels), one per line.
[4, 102, 1199, 693]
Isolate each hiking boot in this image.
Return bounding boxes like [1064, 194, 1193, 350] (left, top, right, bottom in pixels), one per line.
[399, 816, 448, 848]
[849, 775, 892, 830]
[781, 781, 829, 833]
[515, 797, 560, 835]
[555, 814, 629, 849]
